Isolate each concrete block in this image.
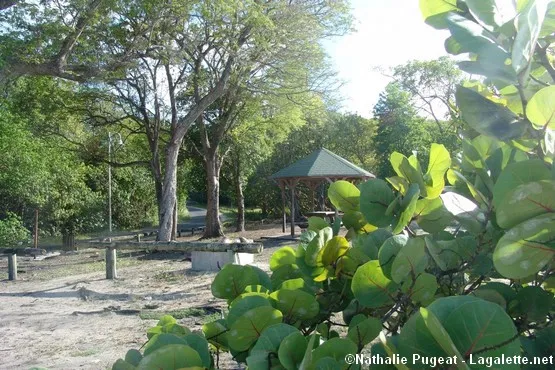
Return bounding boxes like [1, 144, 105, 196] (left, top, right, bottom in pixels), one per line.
[191, 250, 254, 271]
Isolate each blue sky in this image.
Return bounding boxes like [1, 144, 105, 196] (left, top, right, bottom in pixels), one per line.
[324, 0, 451, 117]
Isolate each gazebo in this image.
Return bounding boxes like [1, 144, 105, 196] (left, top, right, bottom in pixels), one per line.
[271, 148, 375, 236]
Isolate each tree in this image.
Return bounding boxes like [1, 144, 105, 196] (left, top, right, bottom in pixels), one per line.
[222, 94, 309, 231]
[175, 0, 351, 238]
[385, 57, 463, 127]
[372, 82, 459, 178]
[0, 78, 106, 247]
[325, 112, 378, 169]
[0, 0, 129, 82]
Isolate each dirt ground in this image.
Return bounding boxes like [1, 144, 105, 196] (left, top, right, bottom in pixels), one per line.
[0, 225, 295, 370]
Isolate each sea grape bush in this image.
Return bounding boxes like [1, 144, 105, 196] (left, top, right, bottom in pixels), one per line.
[112, 0, 554, 369]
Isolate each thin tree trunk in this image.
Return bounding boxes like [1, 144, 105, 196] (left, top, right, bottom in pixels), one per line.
[158, 142, 180, 241]
[203, 150, 224, 238]
[233, 154, 245, 232]
[235, 168, 245, 232]
[62, 232, 75, 250]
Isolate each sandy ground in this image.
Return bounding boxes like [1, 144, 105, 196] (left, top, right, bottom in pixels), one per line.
[0, 225, 295, 370]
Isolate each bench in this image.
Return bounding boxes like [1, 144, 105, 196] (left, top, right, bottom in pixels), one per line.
[87, 240, 263, 279]
[177, 226, 205, 237]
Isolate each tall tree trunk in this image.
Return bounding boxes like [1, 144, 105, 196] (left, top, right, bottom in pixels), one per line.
[204, 149, 224, 238]
[234, 158, 245, 232]
[158, 142, 180, 241]
[154, 177, 163, 227]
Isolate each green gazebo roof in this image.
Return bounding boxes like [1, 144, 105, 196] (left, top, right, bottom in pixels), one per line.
[271, 148, 374, 180]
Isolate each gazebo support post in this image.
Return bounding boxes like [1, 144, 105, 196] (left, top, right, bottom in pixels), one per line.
[279, 181, 287, 233]
[290, 179, 298, 237]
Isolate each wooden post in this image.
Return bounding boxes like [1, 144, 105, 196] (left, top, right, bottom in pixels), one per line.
[106, 247, 117, 279]
[8, 254, 17, 280]
[279, 182, 287, 233]
[290, 181, 297, 237]
[136, 234, 141, 242]
[34, 209, 39, 248]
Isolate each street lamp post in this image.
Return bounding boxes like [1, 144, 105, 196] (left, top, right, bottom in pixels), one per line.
[108, 132, 123, 234]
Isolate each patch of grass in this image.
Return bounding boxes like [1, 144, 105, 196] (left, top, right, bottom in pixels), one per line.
[26, 253, 143, 280]
[70, 348, 100, 357]
[139, 307, 218, 321]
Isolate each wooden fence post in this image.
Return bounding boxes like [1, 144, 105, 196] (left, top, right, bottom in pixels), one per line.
[106, 247, 117, 279]
[8, 254, 17, 280]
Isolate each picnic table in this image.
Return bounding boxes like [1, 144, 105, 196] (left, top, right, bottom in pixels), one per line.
[305, 211, 338, 223]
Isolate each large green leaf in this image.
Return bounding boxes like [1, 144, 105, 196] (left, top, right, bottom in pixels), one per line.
[278, 277, 318, 294]
[211, 264, 263, 301]
[378, 235, 409, 279]
[414, 197, 453, 233]
[305, 227, 333, 267]
[456, 86, 526, 141]
[352, 260, 398, 308]
[308, 216, 330, 232]
[270, 289, 320, 322]
[458, 60, 518, 84]
[464, 0, 516, 29]
[124, 349, 142, 367]
[202, 319, 229, 350]
[399, 296, 520, 369]
[403, 272, 438, 305]
[390, 152, 428, 197]
[425, 235, 477, 271]
[447, 169, 489, 207]
[181, 334, 211, 368]
[419, 308, 468, 369]
[441, 299, 520, 368]
[270, 246, 297, 271]
[441, 192, 486, 234]
[493, 213, 555, 279]
[527, 85, 555, 129]
[313, 357, 342, 370]
[359, 179, 396, 227]
[446, 13, 509, 64]
[492, 159, 551, 208]
[311, 338, 358, 367]
[247, 324, 299, 370]
[387, 176, 409, 195]
[496, 180, 555, 229]
[322, 236, 350, 267]
[227, 295, 272, 327]
[512, 0, 548, 74]
[278, 331, 308, 370]
[392, 184, 420, 234]
[137, 344, 203, 370]
[391, 237, 428, 284]
[347, 314, 382, 350]
[342, 211, 376, 233]
[112, 359, 135, 370]
[271, 264, 304, 290]
[419, 0, 459, 29]
[336, 248, 370, 278]
[352, 229, 392, 259]
[424, 143, 451, 199]
[514, 286, 554, 322]
[143, 334, 186, 356]
[328, 181, 360, 212]
[229, 306, 283, 352]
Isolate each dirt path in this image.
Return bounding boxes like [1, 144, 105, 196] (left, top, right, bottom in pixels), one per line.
[0, 226, 294, 370]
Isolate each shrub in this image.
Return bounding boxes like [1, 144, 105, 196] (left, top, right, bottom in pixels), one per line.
[0, 212, 30, 248]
